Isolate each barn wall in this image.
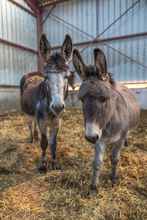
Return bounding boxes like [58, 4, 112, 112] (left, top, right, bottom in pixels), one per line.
[0, 0, 38, 113]
[43, 0, 147, 83]
[43, 0, 97, 46]
[95, 0, 147, 82]
[0, 0, 38, 86]
[97, 0, 146, 38]
[76, 35, 147, 83]
[0, 87, 20, 112]
[0, 0, 147, 112]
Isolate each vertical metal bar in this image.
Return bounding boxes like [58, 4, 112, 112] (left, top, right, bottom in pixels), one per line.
[37, 10, 43, 72]
[96, 0, 99, 35]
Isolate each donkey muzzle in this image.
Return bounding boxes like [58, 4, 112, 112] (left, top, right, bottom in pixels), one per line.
[85, 122, 102, 144]
[85, 135, 99, 144]
[50, 101, 65, 116]
[51, 103, 64, 112]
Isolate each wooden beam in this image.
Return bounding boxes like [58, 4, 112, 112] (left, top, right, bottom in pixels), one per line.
[52, 32, 147, 49]
[0, 85, 19, 89]
[37, 10, 43, 72]
[39, 0, 69, 7]
[0, 38, 38, 54]
[25, 0, 39, 14]
[8, 0, 36, 17]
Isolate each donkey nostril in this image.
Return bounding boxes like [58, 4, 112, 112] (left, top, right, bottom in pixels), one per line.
[95, 135, 99, 140]
[50, 103, 54, 109]
[50, 102, 65, 114]
[85, 134, 99, 143]
[57, 104, 64, 111]
[61, 104, 65, 110]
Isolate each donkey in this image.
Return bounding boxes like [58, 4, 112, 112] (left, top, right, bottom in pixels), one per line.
[73, 48, 140, 190]
[20, 34, 74, 171]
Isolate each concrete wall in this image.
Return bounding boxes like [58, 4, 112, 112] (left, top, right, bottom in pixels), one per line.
[0, 88, 81, 114]
[132, 88, 147, 110]
[0, 87, 20, 113]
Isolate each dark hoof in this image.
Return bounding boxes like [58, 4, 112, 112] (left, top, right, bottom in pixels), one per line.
[48, 160, 62, 170]
[38, 160, 48, 173]
[29, 138, 33, 144]
[89, 184, 98, 195]
[124, 139, 128, 147]
[34, 133, 39, 142]
[110, 175, 119, 186]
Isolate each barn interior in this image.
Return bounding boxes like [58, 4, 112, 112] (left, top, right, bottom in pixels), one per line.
[0, 0, 147, 111]
[0, 1, 147, 220]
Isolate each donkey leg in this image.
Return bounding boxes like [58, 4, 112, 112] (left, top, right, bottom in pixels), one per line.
[38, 119, 48, 172]
[49, 118, 61, 170]
[27, 116, 34, 143]
[91, 142, 106, 191]
[111, 139, 125, 185]
[124, 132, 129, 147]
[33, 119, 39, 142]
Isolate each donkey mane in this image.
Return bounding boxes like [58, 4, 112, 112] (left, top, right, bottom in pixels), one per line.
[84, 65, 115, 86]
[46, 53, 69, 71]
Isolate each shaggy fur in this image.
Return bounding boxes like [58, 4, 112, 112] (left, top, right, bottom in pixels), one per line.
[73, 48, 140, 190]
[20, 34, 74, 171]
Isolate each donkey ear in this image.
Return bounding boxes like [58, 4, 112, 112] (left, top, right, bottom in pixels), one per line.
[73, 49, 86, 80]
[40, 34, 51, 62]
[61, 34, 73, 63]
[94, 48, 107, 74]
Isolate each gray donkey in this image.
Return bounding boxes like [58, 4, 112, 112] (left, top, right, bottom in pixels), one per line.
[73, 48, 140, 190]
[20, 34, 74, 172]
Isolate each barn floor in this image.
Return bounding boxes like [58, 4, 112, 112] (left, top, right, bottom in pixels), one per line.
[0, 109, 147, 220]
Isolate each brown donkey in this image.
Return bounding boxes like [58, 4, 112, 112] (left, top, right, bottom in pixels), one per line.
[73, 48, 140, 190]
[20, 34, 74, 172]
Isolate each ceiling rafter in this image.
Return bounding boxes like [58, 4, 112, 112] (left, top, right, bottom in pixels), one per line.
[38, 0, 69, 7]
[25, 0, 40, 13]
[25, 0, 69, 10]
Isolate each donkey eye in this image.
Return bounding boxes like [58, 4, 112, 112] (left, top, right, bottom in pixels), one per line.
[99, 96, 107, 103]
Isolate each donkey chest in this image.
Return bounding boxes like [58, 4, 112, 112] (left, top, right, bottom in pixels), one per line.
[102, 120, 127, 144]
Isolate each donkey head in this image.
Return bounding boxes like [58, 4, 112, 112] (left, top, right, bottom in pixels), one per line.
[40, 34, 74, 116]
[73, 48, 115, 144]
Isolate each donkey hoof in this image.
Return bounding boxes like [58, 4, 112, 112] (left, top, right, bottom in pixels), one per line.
[49, 160, 61, 170]
[90, 184, 98, 192]
[110, 175, 119, 186]
[34, 137, 39, 142]
[34, 134, 39, 142]
[28, 138, 33, 144]
[38, 161, 48, 173]
[88, 185, 98, 196]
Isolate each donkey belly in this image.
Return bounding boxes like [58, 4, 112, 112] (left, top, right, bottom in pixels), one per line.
[119, 85, 140, 129]
[102, 120, 124, 144]
[102, 85, 140, 144]
[21, 86, 39, 116]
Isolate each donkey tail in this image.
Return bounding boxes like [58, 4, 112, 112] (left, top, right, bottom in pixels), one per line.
[20, 75, 26, 96]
